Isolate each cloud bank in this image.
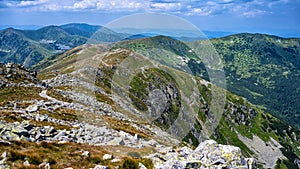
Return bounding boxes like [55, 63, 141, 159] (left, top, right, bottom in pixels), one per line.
[0, 0, 297, 18]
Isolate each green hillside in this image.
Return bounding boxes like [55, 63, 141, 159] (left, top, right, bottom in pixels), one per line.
[111, 34, 300, 130]
[210, 33, 300, 129]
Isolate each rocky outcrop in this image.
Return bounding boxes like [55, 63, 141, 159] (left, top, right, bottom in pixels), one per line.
[0, 63, 38, 87]
[146, 140, 255, 169]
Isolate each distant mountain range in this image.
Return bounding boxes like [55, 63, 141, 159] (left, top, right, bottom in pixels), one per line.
[0, 23, 234, 67]
[0, 23, 98, 67]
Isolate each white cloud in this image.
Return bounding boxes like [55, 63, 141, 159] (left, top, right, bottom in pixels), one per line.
[268, 0, 289, 8]
[70, 0, 146, 11]
[186, 7, 212, 16]
[17, 0, 48, 7]
[242, 9, 267, 17]
[72, 0, 97, 9]
[150, 2, 182, 11]
[1, 0, 296, 18]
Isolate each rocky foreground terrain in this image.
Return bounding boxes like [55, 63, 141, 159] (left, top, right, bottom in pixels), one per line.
[0, 61, 257, 168]
[0, 44, 299, 168]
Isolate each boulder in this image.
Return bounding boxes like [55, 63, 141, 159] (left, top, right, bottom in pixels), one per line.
[26, 104, 38, 113]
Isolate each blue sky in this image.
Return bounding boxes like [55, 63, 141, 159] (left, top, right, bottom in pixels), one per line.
[0, 0, 299, 36]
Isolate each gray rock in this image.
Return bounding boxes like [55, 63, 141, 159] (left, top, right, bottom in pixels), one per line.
[102, 154, 113, 160]
[54, 130, 66, 139]
[93, 165, 109, 169]
[44, 126, 56, 136]
[82, 151, 90, 158]
[111, 159, 121, 163]
[39, 162, 51, 169]
[146, 140, 255, 169]
[107, 137, 126, 146]
[26, 104, 38, 113]
[179, 146, 193, 158]
[0, 140, 11, 146]
[23, 160, 30, 166]
[139, 162, 147, 169]
[4, 131, 20, 140]
[0, 152, 6, 159]
[0, 157, 6, 165]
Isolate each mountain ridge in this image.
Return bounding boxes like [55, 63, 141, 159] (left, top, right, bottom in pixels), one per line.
[106, 34, 300, 129]
[32, 39, 300, 168]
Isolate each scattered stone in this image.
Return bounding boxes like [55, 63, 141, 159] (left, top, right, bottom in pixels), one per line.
[26, 104, 38, 113]
[0, 152, 6, 159]
[82, 151, 90, 158]
[139, 162, 147, 169]
[0, 157, 6, 165]
[92, 165, 109, 169]
[39, 162, 51, 169]
[23, 160, 30, 166]
[54, 130, 66, 139]
[111, 158, 121, 163]
[102, 154, 113, 160]
[0, 140, 11, 146]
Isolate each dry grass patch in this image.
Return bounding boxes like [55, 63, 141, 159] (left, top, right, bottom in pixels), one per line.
[0, 87, 43, 106]
[0, 111, 24, 123]
[95, 92, 114, 106]
[55, 85, 72, 90]
[102, 116, 151, 139]
[37, 73, 57, 81]
[39, 108, 77, 122]
[46, 89, 73, 103]
[30, 119, 72, 131]
[0, 141, 110, 168]
[0, 140, 154, 169]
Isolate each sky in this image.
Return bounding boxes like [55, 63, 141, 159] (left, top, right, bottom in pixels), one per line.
[0, 0, 299, 36]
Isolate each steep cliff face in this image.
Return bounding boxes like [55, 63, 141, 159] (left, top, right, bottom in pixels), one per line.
[128, 68, 181, 129]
